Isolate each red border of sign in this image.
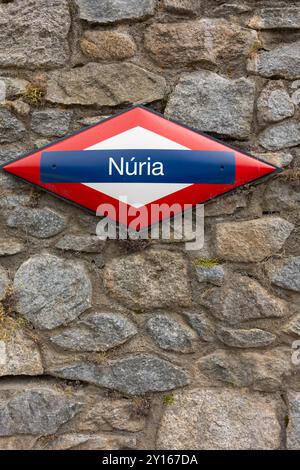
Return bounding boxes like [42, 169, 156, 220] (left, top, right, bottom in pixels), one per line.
[1, 105, 281, 228]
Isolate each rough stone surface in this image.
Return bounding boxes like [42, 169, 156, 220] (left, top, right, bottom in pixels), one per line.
[0, 0, 70, 68]
[46, 63, 166, 106]
[205, 193, 247, 216]
[201, 274, 288, 325]
[104, 250, 191, 310]
[248, 41, 300, 79]
[0, 239, 24, 256]
[287, 392, 300, 449]
[157, 388, 281, 450]
[81, 31, 136, 60]
[259, 120, 300, 151]
[284, 314, 300, 337]
[163, 0, 201, 16]
[0, 330, 43, 376]
[249, 8, 300, 30]
[145, 19, 259, 67]
[183, 312, 215, 342]
[197, 348, 292, 391]
[75, 0, 157, 24]
[0, 77, 29, 100]
[51, 355, 189, 395]
[146, 314, 196, 353]
[0, 266, 9, 301]
[215, 217, 294, 262]
[272, 257, 300, 293]
[264, 179, 300, 212]
[55, 234, 104, 253]
[257, 81, 294, 125]
[0, 388, 77, 436]
[31, 110, 72, 137]
[216, 327, 276, 348]
[50, 312, 137, 352]
[14, 254, 92, 330]
[0, 109, 26, 144]
[253, 151, 294, 168]
[196, 265, 225, 286]
[165, 70, 255, 139]
[7, 207, 66, 239]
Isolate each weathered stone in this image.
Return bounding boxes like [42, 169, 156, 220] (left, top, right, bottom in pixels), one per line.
[248, 41, 300, 79]
[284, 314, 300, 337]
[183, 312, 215, 342]
[163, 0, 201, 16]
[165, 71, 254, 139]
[213, 3, 251, 16]
[0, 388, 77, 436]
[215, 217, 294, 262]
[75, 0, 156, 24]
[249, 8, 300, 30]
[0, 0, 70, 68]
[146, 314, 196, 353]
[253, 151, 293, 168]
[216, 327, 276, 348]
[81, 31, 136, 60]
[0, 109, 26, 144]
[0, 77, 29, 100]
[197, 348, 292, 391]
[7, 207, 66, 239]
[145, 19, 259, 67]
[205, 193, 247, 216]
[259, 120, 300, 151]
[103, 250, 191, 310]
[287, 392, 300, 449]
[56, 234, 104, 253]
[14, 254, 92, 330]
[0, 330, 43, 376]
[0, 239, 24, 256]
[257, 81, 294, 125]
[50, 312, 137, 352]
[0, 266, 9, 301]
[51, 355, 189, 395]
[78, 115, 110, 127]
[201, 274, 288, 325]
[264, 179, 300, 212]
[8, 100, 30, 117]
[38, 433, 137, 450]
[31, 110, 72, 137]
[0, 193, 32, 210]
[195, 265, 225, 286]
[157, 388, 281, 450]
[0, 144, 29, 166]
[46, 63, 166, 106]
[272, 257, 300, 293]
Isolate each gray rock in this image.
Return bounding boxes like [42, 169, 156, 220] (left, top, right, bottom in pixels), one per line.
[80, 31, 136, 60]
[0, 109, 26, 144]
[46, 63, 166, 106]
[0, 330, 43, 376]
[163, 0, 201, 16]
[75, 0, 156, 23]
[213, 3, 252, 16]
[248, 41, 300, 79]
[215, 217, 294, 262]
[183, 312, 215, 342]
[0, 266, 9, 301]
[196, 265, 225, 286]
[103, 250, 191, 310]
[36, 433, 137, 450]
[253, 151, 293, 168]
[7, 207, 66, 239]
[259, 120, 300, 151]
[272, 257, 300, 293]
[205, 193, 247, 217]
[0, 193, 32, 210]
[0, 77, 29, 100]
[248, 8, 300, 29]
[157, 388, 281, 450]
[284, 314, 300, 337]
[50, 312, 137, 352]
[146, 314, 196, 353]
[0, 144, 29, 166]
[257, 81, 294, 125]
[197, 348, 292, 391]
[0, 388, 77, 436]
[0, 239, 24, 256]
[0, 0, 70, 68]
[14, 254, 92, 330]
[51, 355, 189, 395]
[56, 234, 104, 253]
[165, 70, 255, 139]
[201, 274, 288, 325]
[287, 392, 300, 449]
[31, 110, 72, 137]
[264, 179, 300, 212]
[216, 327, 276, 348]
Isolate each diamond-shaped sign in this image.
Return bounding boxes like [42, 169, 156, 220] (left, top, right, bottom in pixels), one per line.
[2, 106, 279, 228]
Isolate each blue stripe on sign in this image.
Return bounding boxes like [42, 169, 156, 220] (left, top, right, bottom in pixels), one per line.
[40, 150, 235, 184]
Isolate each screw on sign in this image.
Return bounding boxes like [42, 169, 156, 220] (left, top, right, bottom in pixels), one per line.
[1, 106, 279, 228]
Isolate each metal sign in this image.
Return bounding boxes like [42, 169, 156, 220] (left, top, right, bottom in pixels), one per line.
[2, 106, 279, 228]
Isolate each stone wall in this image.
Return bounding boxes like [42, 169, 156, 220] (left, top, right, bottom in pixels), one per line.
[0, 0, 299, 450]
